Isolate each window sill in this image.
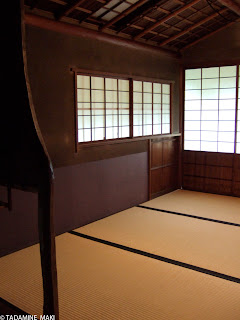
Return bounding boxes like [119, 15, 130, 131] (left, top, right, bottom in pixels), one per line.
[76, 133, 181, 151]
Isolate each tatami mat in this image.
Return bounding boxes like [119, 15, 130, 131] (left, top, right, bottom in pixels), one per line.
[75, 206, 240, 279]
[0, 233, 240, 319]
[143, 189, 240, 224]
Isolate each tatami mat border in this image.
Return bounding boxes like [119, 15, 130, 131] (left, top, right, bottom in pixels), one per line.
[137, 205, 240, 227]
[69, 231, 240, 284]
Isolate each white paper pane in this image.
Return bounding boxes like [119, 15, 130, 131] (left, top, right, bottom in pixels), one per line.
[133, 114, 142, 125]
[77, 75, 90, 89]
[185, 79, 201, 90]
[133, 81, 142, 92]
[133, 103, 142, 113]
[143, 104, 152, 114]
[78, 116, 91, 129]
[106, 114, 118, 126]
[219, 110, 235, 121]
[185, 69, 201, 80]
[153, 114, 161, 124]
[153, 103, 161, 113]
[162, 124, 170, 134]
[106, 127, 118, 139]
[237, 131, 240, 143]
[92, 115, 104, 128]
[218, 142, 234, 153]
[202, 89, 218, 100]
[185, 111, 201, 121]
[153, 124, 161, 134]
[119, 115, 129, 126]
[133, 126, 142, 136]
[143, 82, 152, 93]
[162, 84, 170, 94]
[119, 91, 129, 103]
[201, 111, 218, 121]
[143, 114, 152, 125]
[201, 131, 217, 141]
[236, 143, 240, 154]
[106, 90, 117, 102]
[162, 94, 170, 104]
[105, 78, 117, 90]
[184, 121, 200, 131]
[106, 103, 117, 111]
[92, 128, 104, 141]
[218, 131, 235, 142]
[153, 83, 161, 93]
[201, 121, 218, 131]
[220, 77, 236, 88]
[219, 99, 236, 109]
[202, 67, 219, 79]
[77, 89, 90, 102]
[202, 78, 219, 89]
[153, 94, 161, 103]
[119, 126, 130, 138]
[143, 125, 152, 136]
[201, 141, 217, 152]
[162, 113, 170, 123]
[119, 103, 129, 111]
[162, 104, 170, 113]
[184, 131, 200, 141]
[202, 100, 218, 110]
[185, 100, 201, 110]
[78, 103, 91, 110]
[143, 93, 152, 103]
[91, 90, 104, 102]
[184, 140, 201, 151]
[218, 121, 235, 131]
[185, 90, 201, 100]
[219, 88, 236, 99]
[81, 129, 91, 142]
[220, 66, 236, 77]
[133, 92, 142, 103]
[91, 77, 104, 90]
[119, 80, 129, 91]
[78, 109, 90, 116]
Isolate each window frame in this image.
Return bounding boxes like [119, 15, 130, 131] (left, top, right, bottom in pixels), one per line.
[74, 68, 174, 150]
[183, 64, 240, 154]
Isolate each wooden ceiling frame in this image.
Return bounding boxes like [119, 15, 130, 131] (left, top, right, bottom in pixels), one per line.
[159, 7, 227, 47]
[99, 0, 148, 31]
[218, 0, 240, 15]
[56, 0, 86, 20]
[78, 0, 113, 23]
[134, 0, 202, 40]
[181, 18, 238, 50]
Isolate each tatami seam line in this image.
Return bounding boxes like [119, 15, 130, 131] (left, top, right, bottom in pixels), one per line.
[69, 230, 240, 284]
[137, 205, 240, 227]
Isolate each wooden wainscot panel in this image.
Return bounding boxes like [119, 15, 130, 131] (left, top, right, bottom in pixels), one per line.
[151, 168, 163, 195]
[151, 140, 163, 168]
[183, 150, 196, 164]
[195, 151, 206, 165]
[195, 164, 205, 177]
[183, 163, 195, 176]
[233, 182, 240, 197]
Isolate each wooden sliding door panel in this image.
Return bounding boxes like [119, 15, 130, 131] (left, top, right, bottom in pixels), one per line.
[149, 136, 180, 199]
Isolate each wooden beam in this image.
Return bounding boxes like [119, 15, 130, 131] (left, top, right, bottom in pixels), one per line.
[218, 0, 240, 15]
[25, 13, 181, 58]
[56, 0, 86, 20]
[100, 0, 148, 31]
[159, 8, 227, 47]
[180, 19, 236, 50]
[134, 0, 201, 40]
